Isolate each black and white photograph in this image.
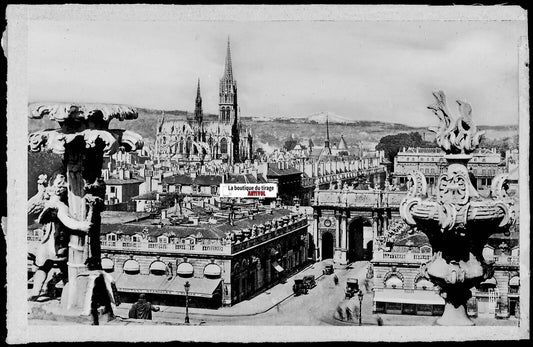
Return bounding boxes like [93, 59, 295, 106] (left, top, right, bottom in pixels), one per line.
[4, 4, 529, 343]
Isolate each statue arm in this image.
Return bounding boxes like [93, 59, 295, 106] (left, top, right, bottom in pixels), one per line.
[56, 203, 92, 233]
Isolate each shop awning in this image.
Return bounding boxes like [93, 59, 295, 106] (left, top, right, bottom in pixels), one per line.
[509, 276, 520, 286]
[203, 263, 221, 277]
[113, 273, 221, 298]
[177, 262, 194, 276]
[481, 277, 497, 286]
[374, 290, 444, 305]
[150, 261, 167, 272]
[123, 259, 140, 272]
[101, 258, 114, 271]
[272, 261, 284, 273]
[415, 279, 434, 290]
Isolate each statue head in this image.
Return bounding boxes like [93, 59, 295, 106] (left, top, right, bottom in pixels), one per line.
[48, 172, 68, 200]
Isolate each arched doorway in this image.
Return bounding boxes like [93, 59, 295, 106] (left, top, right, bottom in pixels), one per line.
[321, 232, 334, 260]
[347, 219, 366, 262]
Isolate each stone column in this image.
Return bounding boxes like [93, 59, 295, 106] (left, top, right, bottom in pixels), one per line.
[312, 210, 320, 261]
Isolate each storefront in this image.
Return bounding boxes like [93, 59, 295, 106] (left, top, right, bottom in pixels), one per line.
[113, 273, 223, 308]
[373, 289, 445, 316]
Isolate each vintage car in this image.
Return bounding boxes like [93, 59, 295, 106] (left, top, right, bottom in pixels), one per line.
[303, 275, 316, 290]
[345, 278, 360, 299]
[323, 264, 334, 275]
[293, 278, 308, 296]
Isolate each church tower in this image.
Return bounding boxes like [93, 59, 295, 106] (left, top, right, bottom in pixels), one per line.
[324, 115, 332, 155]
[219, 38, 238, 125]
[194, 78, 203, 124]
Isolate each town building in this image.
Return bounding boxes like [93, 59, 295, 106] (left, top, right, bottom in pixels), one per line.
[94, 207, 309, 308]
[393, 147, 504, 194]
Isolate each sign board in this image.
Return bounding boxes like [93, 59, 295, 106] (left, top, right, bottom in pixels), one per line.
[219, 183, 278, 198]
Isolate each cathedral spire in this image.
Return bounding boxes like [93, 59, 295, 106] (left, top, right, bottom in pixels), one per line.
[223, 37, 233, 80]
[194, 78, 203, 124]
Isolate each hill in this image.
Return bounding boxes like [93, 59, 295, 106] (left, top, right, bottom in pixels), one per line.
[27, 107, 518, 153]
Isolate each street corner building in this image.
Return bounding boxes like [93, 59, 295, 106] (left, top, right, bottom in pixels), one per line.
[39, 208, 310, 308]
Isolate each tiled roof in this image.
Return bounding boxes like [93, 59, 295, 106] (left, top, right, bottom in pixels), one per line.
[132, 191, 159, 200]
[163, 175, 194, 185]
[105, 176, 145, 185]
[213, 209, 293, 234]
[267, 164, 302, 177]
[101, 223, 224, 239]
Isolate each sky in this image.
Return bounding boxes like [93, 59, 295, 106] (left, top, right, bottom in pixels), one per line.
[28, 20, 526, 127]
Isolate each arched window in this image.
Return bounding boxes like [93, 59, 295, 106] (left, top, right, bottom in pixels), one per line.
[478, 277, 497, 292]
[177, 262, 194, 277]
[123, 259, 140, 275]
[101, 257, 114, 273]
[149, 260, 167, 276]
[384, 275, 403, 289]
[509, 276, 519, 294]
[220, 138, 228, 154]
[186, 138, 192, 155]
[415, 277, 434, 290]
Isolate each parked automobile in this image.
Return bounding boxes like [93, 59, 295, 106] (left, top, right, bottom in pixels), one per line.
[303, 275, 316, 290]
[292, 278, 308, 296]
[345, 278, 360, 299]
[323, 264, 334, 275]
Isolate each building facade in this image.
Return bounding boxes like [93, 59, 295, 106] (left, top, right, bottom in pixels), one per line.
[393, 147, 503, 193]
[92, 209, 309, 308]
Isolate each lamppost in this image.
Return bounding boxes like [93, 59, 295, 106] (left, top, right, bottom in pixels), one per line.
[357, 290, 364, 326]
[184, 281, 190, 324]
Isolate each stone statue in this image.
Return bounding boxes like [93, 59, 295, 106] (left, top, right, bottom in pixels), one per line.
[29, 173, 92, 301]
[400, 91, 515, 325]
[28, 103, 143, 313]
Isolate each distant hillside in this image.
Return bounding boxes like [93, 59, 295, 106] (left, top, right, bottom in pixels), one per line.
[27, 106, 518, 153]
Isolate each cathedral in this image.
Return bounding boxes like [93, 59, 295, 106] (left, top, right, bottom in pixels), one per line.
[155, 39, 253, 165]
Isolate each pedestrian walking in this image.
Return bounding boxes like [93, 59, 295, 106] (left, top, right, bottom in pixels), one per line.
[333, 274, 339, 286]
[128, 294, 160, 320]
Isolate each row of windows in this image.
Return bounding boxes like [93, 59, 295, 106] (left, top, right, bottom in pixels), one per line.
[384, 274, 434, 290]
[101, 257, 222, 278]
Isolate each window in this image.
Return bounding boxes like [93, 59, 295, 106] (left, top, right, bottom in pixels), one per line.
[385, 275, 403, 289]
[110, 186, 116, 193]
[107, 234, 117, 242]
[402, 303, 416, 315]
[132, 235, 141, 243]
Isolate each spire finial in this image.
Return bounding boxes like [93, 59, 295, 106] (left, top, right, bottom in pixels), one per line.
[224, 36, 233, 80]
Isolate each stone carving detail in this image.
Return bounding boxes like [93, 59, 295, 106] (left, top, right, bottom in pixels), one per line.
[399, 91, 515, 326]
[28, 102, 143, 315]
[427, 90, 485, 155]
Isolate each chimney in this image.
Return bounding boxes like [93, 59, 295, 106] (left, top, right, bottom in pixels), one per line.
[102, 169, 110, 181]
[125, 170, 131, 180]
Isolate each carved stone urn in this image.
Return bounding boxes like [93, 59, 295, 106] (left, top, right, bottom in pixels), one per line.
[399, 91, 515, 325]
[28, 103, 143, 313]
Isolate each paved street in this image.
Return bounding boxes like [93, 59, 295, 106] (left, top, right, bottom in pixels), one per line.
[29, 260, 519, 327]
